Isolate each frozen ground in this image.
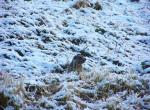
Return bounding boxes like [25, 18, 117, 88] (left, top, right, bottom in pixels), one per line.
[0, 0, 150, 110]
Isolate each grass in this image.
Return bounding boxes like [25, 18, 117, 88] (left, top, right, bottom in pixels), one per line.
[0, 68, 149, 109]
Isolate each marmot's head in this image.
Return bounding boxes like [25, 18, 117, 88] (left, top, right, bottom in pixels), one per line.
[73, 54, 86, 64]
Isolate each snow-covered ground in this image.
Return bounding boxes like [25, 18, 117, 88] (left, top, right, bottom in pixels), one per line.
[0, 0, 150, 109]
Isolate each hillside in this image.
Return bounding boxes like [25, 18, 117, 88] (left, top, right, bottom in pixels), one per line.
[0, 0, 150, 110]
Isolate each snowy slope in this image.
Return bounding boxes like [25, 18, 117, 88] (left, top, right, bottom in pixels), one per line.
[0, 0, 150, 110]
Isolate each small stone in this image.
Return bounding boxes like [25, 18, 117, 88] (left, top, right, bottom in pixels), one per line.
[94, 2, 102, 10]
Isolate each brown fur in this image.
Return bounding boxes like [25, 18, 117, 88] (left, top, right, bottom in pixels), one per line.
[73, 0, 92, 9]
[67, 54, 86, 73]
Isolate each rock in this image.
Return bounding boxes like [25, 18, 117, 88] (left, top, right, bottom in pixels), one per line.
[70, 38, 81, 45]
[138, 39, 150, 45]
[69, 37, 86, 45]
[136, 32, 147, 36]
[15, 49, 24, 57]
[63, 29, 76, 35]
[0, 35, 4, 42]
[95, 27, 106, 35]
[62, 20, 68, 27]
[125, 37, 130, 40]
[144, 68, 150, 74]
[72, 0, 92, 9]
[36, 18, 45, 26]
[37, 43, 46, 50]
[51, 65, 64, 74]
[141, 60, 150, 69]
[112, 60, 124, 66]
[41, 36, 53, 43]
[130, 0, 140, 2]
[5, 41, 16, 46]
[141, 60, 150, 74]
[35, 28, 41, 36]
[24, 0, 32, 1]
[93, 1, 102, 10]
[3, 54, 11, 59]
[80, 50, 92, 57]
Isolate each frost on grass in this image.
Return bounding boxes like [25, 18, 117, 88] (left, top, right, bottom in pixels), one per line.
[0, 69, 150, 110]
[0, 0, 150, 109]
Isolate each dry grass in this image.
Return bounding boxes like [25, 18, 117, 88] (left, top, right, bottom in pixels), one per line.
[0, 69, 149, 109]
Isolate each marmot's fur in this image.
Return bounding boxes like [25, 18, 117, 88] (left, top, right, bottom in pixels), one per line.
[67, 54, 86, 73]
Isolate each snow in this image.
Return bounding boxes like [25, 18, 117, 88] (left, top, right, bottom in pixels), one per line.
[0, 0, 150, 109]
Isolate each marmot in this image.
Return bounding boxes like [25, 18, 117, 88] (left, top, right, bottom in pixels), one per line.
[67, 54, 86, 73]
